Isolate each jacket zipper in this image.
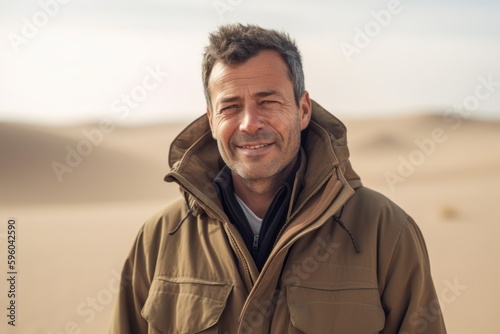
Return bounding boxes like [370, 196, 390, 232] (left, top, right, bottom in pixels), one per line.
[225, 225, 254, 290]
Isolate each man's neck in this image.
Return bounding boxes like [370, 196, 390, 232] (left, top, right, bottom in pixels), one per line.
[231, 156, 298, 219]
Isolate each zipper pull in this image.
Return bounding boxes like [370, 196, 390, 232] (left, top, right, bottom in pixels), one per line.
[253, 234, 259, 254]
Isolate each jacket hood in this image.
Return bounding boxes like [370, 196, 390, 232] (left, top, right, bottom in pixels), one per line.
[307, 101, 361, 189]
[167, 100, 361, 189]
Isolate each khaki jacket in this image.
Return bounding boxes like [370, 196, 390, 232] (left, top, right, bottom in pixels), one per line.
[109, 101, 446, 333]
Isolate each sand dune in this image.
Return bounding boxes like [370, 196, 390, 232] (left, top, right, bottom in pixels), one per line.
[0, 122, 185, 205]
[1, 114, 499, 333]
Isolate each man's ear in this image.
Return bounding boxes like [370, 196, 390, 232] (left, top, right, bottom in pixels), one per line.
[206, 106, 211, 121]
[299, 91, 312, 130]
[206, 106, 216, 139]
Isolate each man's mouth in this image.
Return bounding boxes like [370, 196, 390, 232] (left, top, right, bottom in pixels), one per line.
[240, 144, 271, 149]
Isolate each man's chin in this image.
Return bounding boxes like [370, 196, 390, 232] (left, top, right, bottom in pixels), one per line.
[233, 166, 277, 181]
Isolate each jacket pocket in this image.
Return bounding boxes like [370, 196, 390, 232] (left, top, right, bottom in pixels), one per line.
[141, 277, 232, 334]
[286, 285, 385, 334]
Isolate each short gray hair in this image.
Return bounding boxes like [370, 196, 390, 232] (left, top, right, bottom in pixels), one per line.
[202, 23, 305, 111]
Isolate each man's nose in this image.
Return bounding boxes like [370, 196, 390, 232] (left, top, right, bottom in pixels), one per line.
[239, 104, 264, 134]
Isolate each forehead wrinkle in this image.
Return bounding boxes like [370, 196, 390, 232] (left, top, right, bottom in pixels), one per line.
[214, 76, 279, 102]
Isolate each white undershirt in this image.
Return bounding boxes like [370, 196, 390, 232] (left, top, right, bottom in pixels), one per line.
[235, 194, 263, 235]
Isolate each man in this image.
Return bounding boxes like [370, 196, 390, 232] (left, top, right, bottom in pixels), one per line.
[109, 24, 446, 333]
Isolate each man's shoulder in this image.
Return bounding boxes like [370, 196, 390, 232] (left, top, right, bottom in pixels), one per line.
[344, 186, 426, 257]
[347, 186, 413, 230]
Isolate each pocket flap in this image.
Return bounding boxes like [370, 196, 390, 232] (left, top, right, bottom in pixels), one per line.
[287, 285, 385, 333]
[141, 278, 232, 334]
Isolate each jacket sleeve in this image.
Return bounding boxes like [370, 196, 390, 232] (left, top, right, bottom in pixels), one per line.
[108, 225, 152, 334]
[380, 216, 447, 333]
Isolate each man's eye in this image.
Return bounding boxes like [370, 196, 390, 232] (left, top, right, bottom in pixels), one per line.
[261, 100, 279, 106]
[260, 100, 280, 108]
[220, 105, 238, 112]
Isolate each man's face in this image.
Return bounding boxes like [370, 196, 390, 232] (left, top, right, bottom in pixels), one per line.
[207, 50, 311, 183]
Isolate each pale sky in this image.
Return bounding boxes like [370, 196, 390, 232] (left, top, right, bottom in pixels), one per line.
[0, 0, 499, 124]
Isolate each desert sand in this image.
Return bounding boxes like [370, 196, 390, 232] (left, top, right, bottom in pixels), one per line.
[1, 113, 499, 333]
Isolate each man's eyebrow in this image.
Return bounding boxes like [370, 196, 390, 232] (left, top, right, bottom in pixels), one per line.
[217, 90, 283, 106]
[254, 90, 283, 98]
[218, 96, 241, 104]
